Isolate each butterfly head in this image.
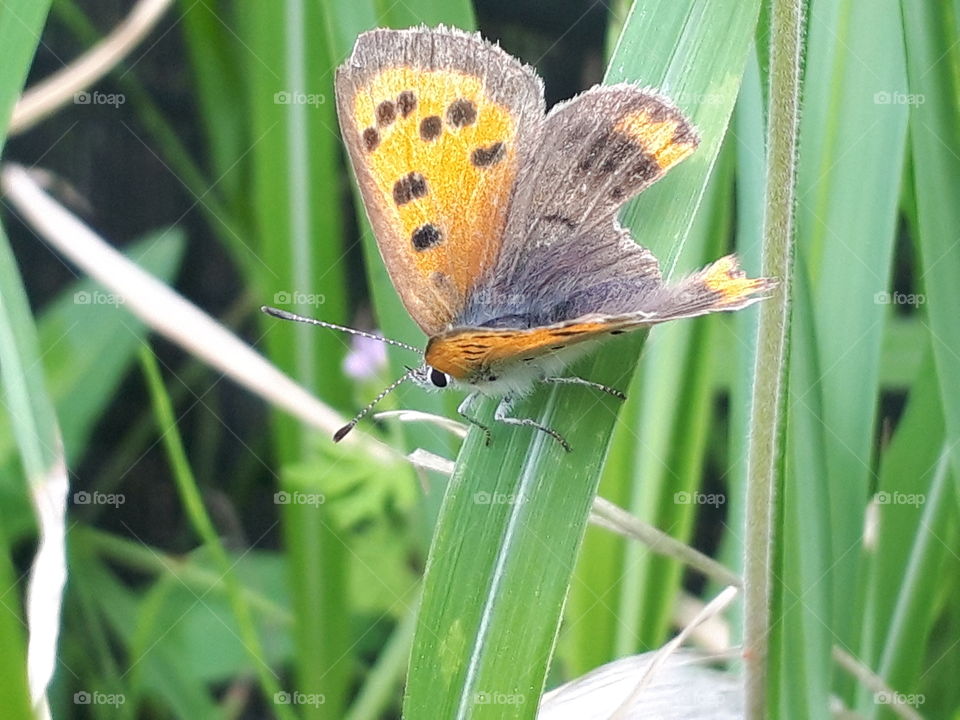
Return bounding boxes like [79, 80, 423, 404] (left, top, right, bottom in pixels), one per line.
[409, 363, 453, 390]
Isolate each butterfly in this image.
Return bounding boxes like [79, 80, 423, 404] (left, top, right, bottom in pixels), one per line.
[263, 26, 774, 452]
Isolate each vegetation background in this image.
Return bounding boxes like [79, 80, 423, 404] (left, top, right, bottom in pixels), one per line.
[0, 0, 957, 719]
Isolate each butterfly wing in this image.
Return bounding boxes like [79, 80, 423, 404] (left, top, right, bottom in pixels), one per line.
[427, 255, 775, 381]
[509, 84, 700, 240]
[335, 27, 545, 336]
[460, 85, 702, 328]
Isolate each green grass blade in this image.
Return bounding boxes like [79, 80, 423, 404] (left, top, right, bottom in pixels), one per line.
[565, 141, 736, 670]
[857, 347, 950, 716]
[0, 226, 53, 718]
[236, 6, 357, 716]
[178, 0, 247, 202]
[405, 1, 763, 716]
[773, 259, 832, 719]
[1, 5, 77, 712]
[797, 0, 908, 651]
[0, 540, 32, 718]
[140, 346, 291, 719]
[901, 0, 960, 485]
[0, 229, 184, 544]
[722, 48, 766, 598]
[0, 7, 62, 711]
[0, 4, 56, 479]
[743, 0, 803, 715]
[0, 0, 51, 149]
[238, 1, 348, 410]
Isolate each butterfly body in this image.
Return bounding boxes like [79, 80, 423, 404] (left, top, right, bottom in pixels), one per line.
[266, 26, 775, 449]
[414, 334, 601, 398]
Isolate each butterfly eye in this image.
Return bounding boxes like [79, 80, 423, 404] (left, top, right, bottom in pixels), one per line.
[429, 368, 449, 388]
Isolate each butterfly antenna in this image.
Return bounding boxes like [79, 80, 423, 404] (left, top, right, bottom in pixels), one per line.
[260, 306, 421, 354]
[334, 367, 418, 442]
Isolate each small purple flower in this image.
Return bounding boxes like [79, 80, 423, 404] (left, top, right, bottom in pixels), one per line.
[343, 333, 388, 379]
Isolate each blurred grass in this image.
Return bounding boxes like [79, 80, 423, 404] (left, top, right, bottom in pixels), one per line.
[0, 0, 57, 714]
[140, 346, 292, 719]
[0, 0, 956, 718]
[797, 0, 908, 657]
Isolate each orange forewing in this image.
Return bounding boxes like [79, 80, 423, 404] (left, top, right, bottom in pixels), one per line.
[336, 29, 543, 337]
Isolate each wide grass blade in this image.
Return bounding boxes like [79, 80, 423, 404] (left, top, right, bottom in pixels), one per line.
[0, 0, 53, 148]
[565, 141, 736, 670]
[234, 5, 355, 716]
[796, 0, 908, 653]
[405, 1, 763, 717]
[0, 225, 66, 718]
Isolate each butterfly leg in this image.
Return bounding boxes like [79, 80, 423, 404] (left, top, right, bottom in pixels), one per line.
[457, 392, 492, 446]
[543, 376, 627, 401]
[494, 395, 572, 453]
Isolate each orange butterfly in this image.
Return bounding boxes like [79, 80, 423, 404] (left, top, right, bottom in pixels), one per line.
[264, 26, 774, 451]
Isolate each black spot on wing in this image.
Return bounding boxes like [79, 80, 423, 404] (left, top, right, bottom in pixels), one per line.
[625, 151, 660, 186]
[397, 91, 416, 117]
[420, 115, 442, 141]
[599, 135, 636, 173]
[471, 142, 505, 167]
[392, 172, 428, 206]
[447, 98, 477, 127]
[411, 224, 442, 251]
[376, 100, 396, 126]
[577, 130, 611, 172]
[542, 213, 577, 230]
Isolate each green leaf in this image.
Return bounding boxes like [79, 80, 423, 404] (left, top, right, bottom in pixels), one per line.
[902, 0, 960, 486]
[565, 140, 737, 670]
[796, 0, 908, 650]
[0, 0, 52, 149]
[405, 1, 763, 716]
[857, 347, 951, 717]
